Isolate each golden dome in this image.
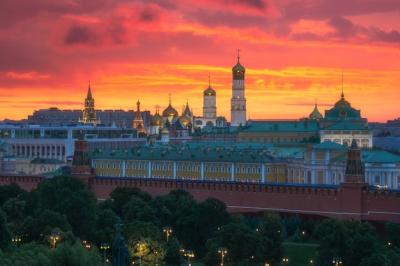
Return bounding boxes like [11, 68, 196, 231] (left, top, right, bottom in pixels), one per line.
[204, 86, 216, 96]
[150, 112, 163, 126]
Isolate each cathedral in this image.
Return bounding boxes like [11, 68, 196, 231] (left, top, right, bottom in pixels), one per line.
[77, 52, 372, 148]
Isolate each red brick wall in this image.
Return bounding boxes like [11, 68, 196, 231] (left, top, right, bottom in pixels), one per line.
[1, 175, 400, 223]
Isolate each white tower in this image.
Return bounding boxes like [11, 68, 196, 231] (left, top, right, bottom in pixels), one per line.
[203, 75, 217, 119]
[231, 50, 246, 126]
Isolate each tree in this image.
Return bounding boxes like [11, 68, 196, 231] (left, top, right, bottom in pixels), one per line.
[176, 198, 229, 255]
[314, 219, 348, 266]
[0, 243, 52, 266]
[51, 242, 105, 266]
[0, 209, 11, 250]
[204, 220, 263, 266]
[31, 176, 97, 239]
[257, 213, 284, 264]
[93, 208, 119, 245]
[109, 187, 152, 216]
[152, 190, 196, 225]
[21, 209, 71, 242]
[125, 221, 162, 242]
[123, 196, 157, 223]
[0, 184, 28, 206]
[164, 238, 182, 265]
[129, 238, 165, 266]
[385, 222, 400, 247]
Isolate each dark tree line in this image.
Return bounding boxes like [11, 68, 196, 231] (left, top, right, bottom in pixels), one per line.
[1, 176, 400, 266]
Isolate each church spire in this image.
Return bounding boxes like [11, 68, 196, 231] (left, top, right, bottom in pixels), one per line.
[81, 81, 97, 124]
[87, 80, 93, 99]
[341, 71, 344, 99]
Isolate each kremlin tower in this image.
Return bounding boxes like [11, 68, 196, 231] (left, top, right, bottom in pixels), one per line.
[81, 81, 99, 124]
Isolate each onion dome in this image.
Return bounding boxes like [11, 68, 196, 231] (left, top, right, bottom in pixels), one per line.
[179, 115, 191, 127]
[204, 86, 216, 96]
[232, 49, 245, 80]
[150, 112, 163, 126]
[309, 104, 323, 120]
[162, 96, 178, 118]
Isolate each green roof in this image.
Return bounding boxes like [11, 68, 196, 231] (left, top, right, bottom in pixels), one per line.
[362, 150, 400, 163]
[241, 121, 319, 133]
[324, 94, 362, 120]
[91, 145, 279, 163]
[330, 150, 400, 164]
[313, 141, 346, 150]
[324, 121, 368, 131]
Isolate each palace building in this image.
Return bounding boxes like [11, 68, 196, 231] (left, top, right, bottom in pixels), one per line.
[91, 141, 400, 189]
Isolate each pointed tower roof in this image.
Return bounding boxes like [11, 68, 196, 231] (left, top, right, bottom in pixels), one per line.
[344, 138, 365, 183]
[309, 104, 323, 120]
[182, 99, 193, 117]
[86, 81, 93, 99]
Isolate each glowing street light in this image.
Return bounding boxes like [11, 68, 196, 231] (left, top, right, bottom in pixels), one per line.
[218, 248, 228, 266]
[163, 227, 173, 242]
[282, 257, 289, 264]
[332, 257, 343, 266]
[100, 243, 110, 263]
[181, 249, 195, 266]
[82, 240, 92, 250]
[49, 233, 61, 249]
[136, 242, 147, 266]
[12, 236, 22, 247]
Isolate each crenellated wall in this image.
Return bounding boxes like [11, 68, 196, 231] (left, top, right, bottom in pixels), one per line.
[1, 174, 400, 223]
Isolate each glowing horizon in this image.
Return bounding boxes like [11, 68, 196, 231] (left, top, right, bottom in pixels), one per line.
[0, 0, 399, 122]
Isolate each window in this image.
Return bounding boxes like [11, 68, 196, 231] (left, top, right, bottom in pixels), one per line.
[374, 176, 381, 185]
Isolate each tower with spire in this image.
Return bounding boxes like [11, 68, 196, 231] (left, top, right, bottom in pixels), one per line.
[81, 81, 98, 124]
[344, 139, 365, 183]
[132, 100, 146, 135]
[231, 49, 247, 126]
[203, 74, 217, 119]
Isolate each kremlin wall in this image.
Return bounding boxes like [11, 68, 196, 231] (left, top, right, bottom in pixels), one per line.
[0, 53, 400, 223]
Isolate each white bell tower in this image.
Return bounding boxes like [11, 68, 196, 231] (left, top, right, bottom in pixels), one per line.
[231, 49, 246, 126]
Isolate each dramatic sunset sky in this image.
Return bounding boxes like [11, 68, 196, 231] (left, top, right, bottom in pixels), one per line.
[0, 0, 399, 122]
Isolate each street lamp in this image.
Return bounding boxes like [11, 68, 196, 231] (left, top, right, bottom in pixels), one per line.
[100, 243, 110, 263]
[163, 227, 173, 242]
[82, 240, 92, 250]
[282, 257, 289, 264]
[12, 236, 22, 247]
[332, 257, 343, 266]
[49, 233, 60, 249]
[218, 248, 228, 266]
[181, 249, 195, 266]
[136, 242, 147, 266]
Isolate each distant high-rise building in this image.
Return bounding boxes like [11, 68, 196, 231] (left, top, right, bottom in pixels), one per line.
[81, 82, 98, 124]
[231, 50, 246, 126]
